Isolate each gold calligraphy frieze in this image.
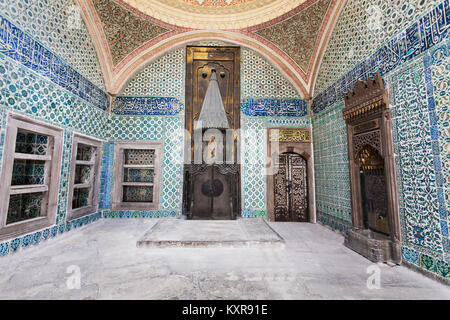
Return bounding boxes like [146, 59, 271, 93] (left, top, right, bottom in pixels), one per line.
[270, 129, 311, 143]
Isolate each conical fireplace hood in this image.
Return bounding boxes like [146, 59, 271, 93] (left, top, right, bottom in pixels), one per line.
[195, 71, 230, 129]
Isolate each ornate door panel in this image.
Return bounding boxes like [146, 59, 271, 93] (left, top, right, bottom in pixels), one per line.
[191, 166, 232, 220]
[274, 154, 289, 221]
[186, 47, 241, 156]
[274, 153, 308, 222]
[184, 47, 241, 220]
[290, 155, 308, 222]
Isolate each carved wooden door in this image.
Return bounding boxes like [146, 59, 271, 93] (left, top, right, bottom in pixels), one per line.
[274, 153, 308, 222]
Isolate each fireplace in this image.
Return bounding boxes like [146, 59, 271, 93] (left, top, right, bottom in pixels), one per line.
[342, 73, 402, 264]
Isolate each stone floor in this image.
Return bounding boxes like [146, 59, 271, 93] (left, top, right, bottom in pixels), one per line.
[0, 219, 448, 300]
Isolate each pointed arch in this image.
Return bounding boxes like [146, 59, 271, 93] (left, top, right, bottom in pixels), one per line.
[77, 0, 345, 98]
[113, 31, 309, 97]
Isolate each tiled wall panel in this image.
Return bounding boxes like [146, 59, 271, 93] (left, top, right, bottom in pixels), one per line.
[0, 0, 105, 90]
[312, 0, 449, 281]
[101, 115, 185, 218]
[241, 115, 311, 218]
[0, 6, 108, 256]
[122, 48, 185, 98]
[314, 0, 443, 95]
[312, 103, 352, 231]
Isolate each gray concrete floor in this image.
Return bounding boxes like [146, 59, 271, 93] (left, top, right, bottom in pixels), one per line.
[0, 219, 448, 300]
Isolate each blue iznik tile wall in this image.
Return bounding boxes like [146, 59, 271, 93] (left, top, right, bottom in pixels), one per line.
[312, 104, 352, 232]
[100, 115, 185, 218]
[312, 0, 449, 281]
[0, 0, 106, 90]
[0, 0, 107, 256]
[104, 47, 187, 218]
[111, 45, 310, 219]
[241, 48, 301, 100]
[314, 0, 443, 95]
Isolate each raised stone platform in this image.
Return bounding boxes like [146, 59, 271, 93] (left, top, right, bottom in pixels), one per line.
[137, 218, 285, 248]
[344, 228, 401, 264]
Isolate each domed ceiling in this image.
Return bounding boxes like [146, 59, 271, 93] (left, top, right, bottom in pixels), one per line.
[121, 0, 306, 29]
[78, 0, 345, 97]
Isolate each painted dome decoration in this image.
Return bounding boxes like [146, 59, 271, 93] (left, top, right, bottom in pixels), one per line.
[122, 0, 307, 29]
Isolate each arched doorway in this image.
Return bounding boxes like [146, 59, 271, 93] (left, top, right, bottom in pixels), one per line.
[274, 152, 308, 222]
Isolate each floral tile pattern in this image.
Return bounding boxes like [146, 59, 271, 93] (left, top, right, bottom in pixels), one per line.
[92, 0, 171, 66]
[312, 103, 352, 226]
[315, 0, 443, 95]
[254, 0, 331, 72]
[312, 0, 450, 282]
[0, 0, 105, 90]
[390, 58, 444, 255]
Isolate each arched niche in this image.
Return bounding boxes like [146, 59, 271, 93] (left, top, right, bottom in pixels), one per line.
[342, 72, 401, 264]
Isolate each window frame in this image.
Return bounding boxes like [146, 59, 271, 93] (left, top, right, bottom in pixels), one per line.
[67, 133, 103, 221]
[112, 141, 162, 211]
[0, 113, 63, 241]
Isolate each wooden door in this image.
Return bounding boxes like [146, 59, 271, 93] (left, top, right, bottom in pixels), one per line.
[184, 46, 241, 220]
[274, 153, 308, 222]
[191, 166, 232, 220]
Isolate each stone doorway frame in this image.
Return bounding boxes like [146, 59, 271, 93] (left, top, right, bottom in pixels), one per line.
[266, 128, 316, 223]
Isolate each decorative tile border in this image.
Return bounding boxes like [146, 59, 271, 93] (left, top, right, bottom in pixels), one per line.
[102, 210, 177, 218]
[266, 117, 311, 127]
[312, 0, 450, 114]
[402, 246, 450, 283]
[0, 14, 108, 110]
[317, 211, 352, 234]
[0, 212, 102, 257]
[99, 142, 114, 210]
[241, 209, 267, 218]
[424, 50, 448, 239]
[241, 99, 307, 117]
[111, 96, 184, 116]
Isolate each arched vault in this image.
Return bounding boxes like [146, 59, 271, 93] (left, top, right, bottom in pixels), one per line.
[76, 0, 346, 98]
